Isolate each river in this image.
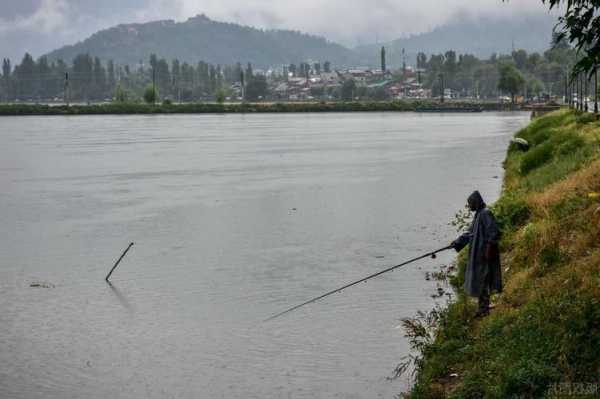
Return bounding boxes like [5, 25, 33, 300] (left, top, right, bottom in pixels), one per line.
[0, 112, 529, 398]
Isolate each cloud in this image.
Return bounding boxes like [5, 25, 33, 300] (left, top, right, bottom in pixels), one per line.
[163, 0, 552, 45]
[0, 0, 69, 34]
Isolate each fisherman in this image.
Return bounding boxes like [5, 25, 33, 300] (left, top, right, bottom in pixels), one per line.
[451, 191, 502, 317]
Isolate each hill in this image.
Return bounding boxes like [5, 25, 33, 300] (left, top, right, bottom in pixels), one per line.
[44, 13, 559, 69]
[45, 14, 358, 68]
[354, 14, 558, 67]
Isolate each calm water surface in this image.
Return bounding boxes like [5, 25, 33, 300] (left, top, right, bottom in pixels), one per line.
[0, 112, 529, 398]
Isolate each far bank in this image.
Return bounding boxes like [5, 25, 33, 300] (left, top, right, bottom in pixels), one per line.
[0, 101, 523, 116]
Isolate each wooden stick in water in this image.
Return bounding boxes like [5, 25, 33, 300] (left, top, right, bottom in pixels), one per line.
[105, 242, 134, 282]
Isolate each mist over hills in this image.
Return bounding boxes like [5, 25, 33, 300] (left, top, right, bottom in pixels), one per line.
[44, 13, 558, 68]
[355, 14, 558, 67]
[45, 15, 357, 69]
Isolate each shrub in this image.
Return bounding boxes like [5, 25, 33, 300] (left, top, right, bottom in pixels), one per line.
[215, 89, 226, 104]
[114, 84, 127, 103]
[556, 134, 585, 155]
[493, 193, 530, 231]
[143, 85, 157, 104]
[520, 141, 553, 174]
[575, 112, 597, 124]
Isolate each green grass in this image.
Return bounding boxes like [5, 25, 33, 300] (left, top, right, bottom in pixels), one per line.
[405, 109, 600, 399]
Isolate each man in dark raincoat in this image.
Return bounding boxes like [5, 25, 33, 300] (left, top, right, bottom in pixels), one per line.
[451, 191, 502, 317]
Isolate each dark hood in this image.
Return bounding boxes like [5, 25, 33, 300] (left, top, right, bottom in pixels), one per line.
[468, 190, 486, 211]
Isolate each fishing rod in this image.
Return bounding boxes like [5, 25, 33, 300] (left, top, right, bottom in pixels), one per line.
[265, 245, 453, 322]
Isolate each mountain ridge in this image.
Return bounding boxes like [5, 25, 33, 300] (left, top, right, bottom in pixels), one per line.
[44, 13, 558, 68]
[45, 14, 358, 68]
[354, 13, 558, 67]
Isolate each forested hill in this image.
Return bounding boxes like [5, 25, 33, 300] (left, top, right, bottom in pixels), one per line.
[354, 14, 558, 67]
[45, 14, 358, 68]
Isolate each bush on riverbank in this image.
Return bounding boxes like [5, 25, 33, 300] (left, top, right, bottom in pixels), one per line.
[404, 109, 600, 398]
[0, 100, 512, 116]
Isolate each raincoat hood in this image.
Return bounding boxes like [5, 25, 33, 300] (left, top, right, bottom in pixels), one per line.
[468, 191, 486, 211]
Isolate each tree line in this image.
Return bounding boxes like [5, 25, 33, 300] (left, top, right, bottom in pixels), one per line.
[0, 37, 577, 103]
[0, 53, 272, 103]
[416, 35, 576, 101]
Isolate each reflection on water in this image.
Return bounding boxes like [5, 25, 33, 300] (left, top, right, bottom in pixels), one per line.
[0, 112, 529, 398]
[106, 282, 134, 313]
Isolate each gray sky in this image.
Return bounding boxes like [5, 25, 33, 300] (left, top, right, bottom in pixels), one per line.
[1, 0, 553, 62]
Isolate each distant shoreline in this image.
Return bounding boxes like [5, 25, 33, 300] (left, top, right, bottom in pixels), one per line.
[0, 101, 520, 116]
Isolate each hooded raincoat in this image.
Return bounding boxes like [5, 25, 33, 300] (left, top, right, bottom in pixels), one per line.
[453, 191, 502, 297]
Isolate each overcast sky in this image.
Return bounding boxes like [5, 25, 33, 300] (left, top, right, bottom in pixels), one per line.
[1, 0, 554, 62]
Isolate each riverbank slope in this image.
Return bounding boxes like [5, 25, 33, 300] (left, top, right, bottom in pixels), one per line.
[405, 109, 600, 398]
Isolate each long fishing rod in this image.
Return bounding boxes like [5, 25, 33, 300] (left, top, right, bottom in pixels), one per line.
[265, 245, 453, 322]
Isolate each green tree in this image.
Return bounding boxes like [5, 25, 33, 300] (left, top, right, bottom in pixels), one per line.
[537, 0, 599, 75]
[527, 78, 545, 99]
[209, 64, 217, 93]
[370, 86, 390, 100]
[156, 58, 170, 96]
[341, 79, 356, 101]
[416, 52, 427, 69]
[115, 84, 127, 102]
[245, 62, 253, 80]
[15, 53, 36, 99]
[498, 63, 525, 103]
[245, 75, 267, 101]
[71, 53, 93, 100]
[143, 84, 157, 104]
[93, 56, 106, 99]
[444, 50, 458, 89]
[1, 58, 11, 101]
[215, 88, 226, 104]
[512, 49, 528, 70]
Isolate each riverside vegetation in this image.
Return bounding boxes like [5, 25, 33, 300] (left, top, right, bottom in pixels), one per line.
[401, 109, 600, 398]
[0, 101, 511, 116]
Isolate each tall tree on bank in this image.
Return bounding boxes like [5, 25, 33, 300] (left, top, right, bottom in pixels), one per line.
[245, 74, 267, 100]
[1, 58, 11, 100]
[498, 63, 525, 103]
[15, 53, 36, 99]
[107, 60, 116, 92]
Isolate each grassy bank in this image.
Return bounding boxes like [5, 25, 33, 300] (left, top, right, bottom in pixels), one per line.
[404, 109, 600, 398]
[0, 100, 514, 116]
